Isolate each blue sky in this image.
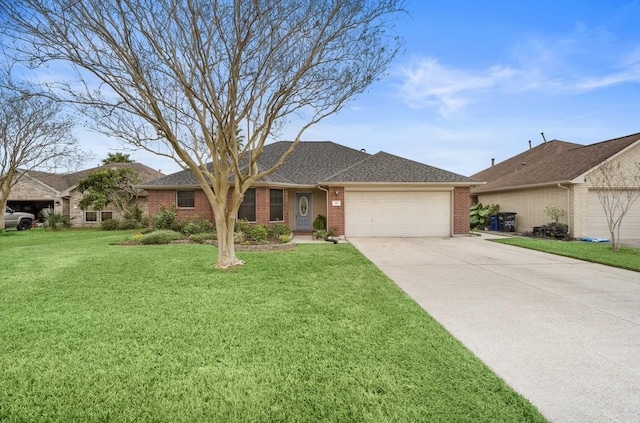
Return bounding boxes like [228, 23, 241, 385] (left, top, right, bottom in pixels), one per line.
[81, 0, 640, 177]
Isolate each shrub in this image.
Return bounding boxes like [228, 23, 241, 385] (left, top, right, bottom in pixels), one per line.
[122, 204, 145, 223]
[272, 223, 291, 237]
[470, 203, 499, 229]
[41, 211, 72, 230]
[189, 232, 217, 244]
[152, 205, 179, 231]
[314, 229, 328, 240]
[181, 216, 212, 235]
[313, 215, 326, 231]
[248, 224, 269, 243]
[278, 234, 292, 243]
[234, 231, 246, 243]
[129, 233, 145, 243]
[100, 218, 121, 231]
[235, 219, 252, 235]
[139, 230, 183, 245]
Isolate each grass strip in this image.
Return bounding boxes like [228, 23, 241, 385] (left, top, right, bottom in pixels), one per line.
[493, 236, 640, 271]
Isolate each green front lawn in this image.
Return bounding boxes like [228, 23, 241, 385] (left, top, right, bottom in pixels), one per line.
[493, 237, 640, 271]
[0, 230, 546, 422]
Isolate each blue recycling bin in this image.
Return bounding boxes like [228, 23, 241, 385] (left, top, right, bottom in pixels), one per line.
[490, 215, 499, 231]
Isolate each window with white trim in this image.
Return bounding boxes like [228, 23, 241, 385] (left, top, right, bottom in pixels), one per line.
[85, 211, 98, 222]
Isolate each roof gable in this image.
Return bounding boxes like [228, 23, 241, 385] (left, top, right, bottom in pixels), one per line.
[471, 132, 640, 193]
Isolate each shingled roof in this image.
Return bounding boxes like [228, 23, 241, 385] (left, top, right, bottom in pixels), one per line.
[471, 132, 640, 194]
[21, 162, 165, 194]
[142, 141, 476, 187]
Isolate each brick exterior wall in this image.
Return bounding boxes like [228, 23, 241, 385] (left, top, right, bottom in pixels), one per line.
[327, 187, 345, 236]
[147, 189, 215, 226]
[256, 187, 269, 224]
[453, 186, 471, 235]
[148, 188, 293, 228]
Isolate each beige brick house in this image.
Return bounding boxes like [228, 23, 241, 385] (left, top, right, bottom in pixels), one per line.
[471, 132, 640, 240]
[140, 141, 477, 237]
[8, 163, 164, 227]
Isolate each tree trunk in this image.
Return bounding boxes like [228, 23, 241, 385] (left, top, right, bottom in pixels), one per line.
[212, 206, 244, 269]
[0, 197, 6, 232]
[0, 185, 9, 232]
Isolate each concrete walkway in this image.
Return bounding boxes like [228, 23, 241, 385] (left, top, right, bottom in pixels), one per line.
[349, 235, 640, 423]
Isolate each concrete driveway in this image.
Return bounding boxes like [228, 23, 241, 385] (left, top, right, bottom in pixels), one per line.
[349, 235, 640, 423]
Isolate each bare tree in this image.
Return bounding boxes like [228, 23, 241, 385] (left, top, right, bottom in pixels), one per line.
[588, 160, 640, 250]
[0, 74, 84, 231]
[3, 0, 405, 268]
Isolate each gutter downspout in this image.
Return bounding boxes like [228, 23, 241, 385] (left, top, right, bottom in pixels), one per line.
[558, 183, 571, 235]
[317, 184, 329, 231]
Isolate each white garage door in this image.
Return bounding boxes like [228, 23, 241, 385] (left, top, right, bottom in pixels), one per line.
[345, 191, 451, 237]
[588, 190, 640, 239]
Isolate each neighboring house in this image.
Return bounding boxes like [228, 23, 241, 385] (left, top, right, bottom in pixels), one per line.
[471, 132, 640, 239]
[8, 163, 164, 227]
[140, 141, 477, 237]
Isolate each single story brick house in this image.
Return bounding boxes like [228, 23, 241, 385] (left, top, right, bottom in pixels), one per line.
[140, 141, 478, 237]
[471, 132, 640, 239]
[8, 163, 164, 227]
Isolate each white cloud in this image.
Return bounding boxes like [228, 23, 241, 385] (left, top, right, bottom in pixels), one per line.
[398, 30, 640, 116]
[397, 59, 516, 115]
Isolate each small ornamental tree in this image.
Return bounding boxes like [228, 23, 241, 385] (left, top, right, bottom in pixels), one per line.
[544, 205, 566, 223]
[77, 167, 143, 217]
[588, 160, 640, 250]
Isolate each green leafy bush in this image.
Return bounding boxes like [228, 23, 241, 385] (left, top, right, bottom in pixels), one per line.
[181, 215, 212, 235]
[234, 231, 246, 243]
[152, 205, 180, 231]
[278, 234, 292, 243]
[272, 223, 291, 237]
[313, 215, 326, 231]
[248, 224, 269, 243]
[314, 229, 328, 240]
[139, 230, 183, 245]
[100, 218, 121, 231]
[123, 204, 145, 223]
[41, 211, 72, 230]
[470, 203, 499, 229]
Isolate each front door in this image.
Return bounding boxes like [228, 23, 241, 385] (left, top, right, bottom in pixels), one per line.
[295, 193, 312, 231]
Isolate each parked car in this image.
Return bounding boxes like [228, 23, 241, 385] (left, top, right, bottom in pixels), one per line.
[4, 206, 35, 230]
